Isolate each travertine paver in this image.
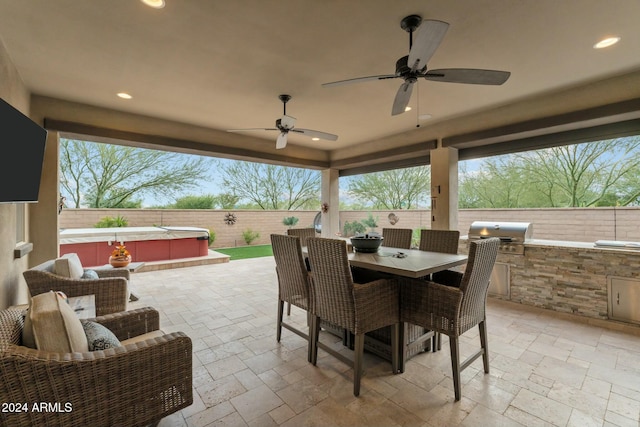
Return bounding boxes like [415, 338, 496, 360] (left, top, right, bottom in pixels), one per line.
[128, 256, 640, 427]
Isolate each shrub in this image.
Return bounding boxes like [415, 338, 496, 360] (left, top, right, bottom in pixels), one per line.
[412, 227, 427, 249]
[282, 216, 299, 228]
[208, 229, 216, 246]
[361, 213, 378, 231]
[242, 229, 260, 245]
[343, 221, 366, 237]
[94, 215, 128, 228]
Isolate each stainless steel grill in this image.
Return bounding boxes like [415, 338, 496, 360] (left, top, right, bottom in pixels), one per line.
[468, 221, 533, 255]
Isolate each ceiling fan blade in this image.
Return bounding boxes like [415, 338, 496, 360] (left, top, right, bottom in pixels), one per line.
[227, 128, 278, 133]
[276, 132, 288, 149]
[292, 128, 338, 141]
[322, 74, 397, 88]
[425, 68, 511, 85]
[407, 20, 449, 71]
[391, 81, 414, 116]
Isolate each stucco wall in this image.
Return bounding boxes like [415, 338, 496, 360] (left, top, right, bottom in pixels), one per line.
[60, 206, 640, 248]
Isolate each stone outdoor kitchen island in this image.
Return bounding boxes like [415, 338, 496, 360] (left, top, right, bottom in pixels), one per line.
[459, 238, 640, 324]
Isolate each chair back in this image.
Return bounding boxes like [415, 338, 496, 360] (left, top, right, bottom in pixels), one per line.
[419, 229, 460, 253]
[457, 237, 500, 334]
[271, 234, 311, 310]
[286, 228, 316, 247]
[306, 237, 355, 331]
[382, 228, 412, 249]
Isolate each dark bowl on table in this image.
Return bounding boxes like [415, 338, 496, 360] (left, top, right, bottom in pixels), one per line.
[350, 235, 384, 253]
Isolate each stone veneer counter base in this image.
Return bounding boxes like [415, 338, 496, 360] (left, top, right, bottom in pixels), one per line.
[459, 238, 640, 323]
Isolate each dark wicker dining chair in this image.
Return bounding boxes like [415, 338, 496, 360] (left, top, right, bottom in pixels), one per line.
[418, 229, 462, 349]
[286, 227, 316, 246]
[306, 237, 400, 397]
[271, 234, 313, 361]
[382, 227, 413, 249]
[418, 229, 460, 253]
[284, 228, 316, 313]
[399, 237, 500, 401]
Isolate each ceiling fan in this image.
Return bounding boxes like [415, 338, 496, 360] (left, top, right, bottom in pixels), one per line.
[227, 94, 338, 149]
[322, 14, 511, 116]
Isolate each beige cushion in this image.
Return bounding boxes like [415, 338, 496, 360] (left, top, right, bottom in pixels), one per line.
[29, 291, 89, 352]
[121, 330, 165, 346]
[54, 253, 84, 280]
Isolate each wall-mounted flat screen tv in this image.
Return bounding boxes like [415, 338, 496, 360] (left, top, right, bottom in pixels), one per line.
[0, 97, 48, 203]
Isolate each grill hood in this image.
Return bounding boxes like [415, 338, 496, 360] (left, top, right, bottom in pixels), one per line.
[468, 221, 533, 243]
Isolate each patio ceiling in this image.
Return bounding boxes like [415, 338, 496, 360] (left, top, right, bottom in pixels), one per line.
[2, 1, 640, 173]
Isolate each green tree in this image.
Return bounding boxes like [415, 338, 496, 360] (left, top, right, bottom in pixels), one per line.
[172, 195, 215, 209]
[212, 193, 240, 209]
[346, 166, 430, 209]
[459, 157, 533, 208]
[218, 160, 320, 210]
[459, 137, 640, 208]
[517, 137, 640, 207]
[60, 139, 212, 208]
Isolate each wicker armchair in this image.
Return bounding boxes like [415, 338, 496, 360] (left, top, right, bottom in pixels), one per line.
[382, 227, 413, 249]
[399, 237, 500, 401]
[23, 258, 129, 316]
[0, 306, 193, 427]
[271, 234, 313, 361]
[286, 227, 316, 246]
[306, 237, 400, 396]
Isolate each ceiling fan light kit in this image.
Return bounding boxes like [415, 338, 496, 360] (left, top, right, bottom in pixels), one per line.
[227, 94, 338, 150]
[322, 14, 511, 116]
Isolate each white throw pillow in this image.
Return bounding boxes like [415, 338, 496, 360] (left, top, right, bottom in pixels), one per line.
[54, 253, 84, 280]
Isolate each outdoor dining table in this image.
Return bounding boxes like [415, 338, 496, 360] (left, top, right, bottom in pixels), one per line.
[302, 242, 468, 371]
[347, 246, 468, 279]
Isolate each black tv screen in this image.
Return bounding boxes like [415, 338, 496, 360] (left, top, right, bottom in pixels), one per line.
[0, 98, 48, 203]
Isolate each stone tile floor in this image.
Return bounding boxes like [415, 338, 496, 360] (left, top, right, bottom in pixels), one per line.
[129, 257, 640, 427]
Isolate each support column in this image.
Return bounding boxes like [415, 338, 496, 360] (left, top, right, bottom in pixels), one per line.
[430, 146, 459, 231]
[29, 130, 60, 266]
[320, 168, 340, 238]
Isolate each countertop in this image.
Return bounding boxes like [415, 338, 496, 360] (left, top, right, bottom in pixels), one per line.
[461, 236, 640, 254]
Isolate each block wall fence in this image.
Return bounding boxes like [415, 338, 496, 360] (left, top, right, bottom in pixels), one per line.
[59, 207, 640, 249]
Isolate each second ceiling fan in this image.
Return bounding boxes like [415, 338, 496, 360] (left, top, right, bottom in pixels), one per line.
[322, 14, 511, 116]
[227, 95, 338, 149]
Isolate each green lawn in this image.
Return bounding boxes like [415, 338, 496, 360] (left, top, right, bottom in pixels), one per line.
[215, 244, 273, 260]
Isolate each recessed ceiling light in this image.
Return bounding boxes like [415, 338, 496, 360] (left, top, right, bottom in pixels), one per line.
[141, 0, 165, 9]
[405, 106, 412, 112]
[594, 36, 620, 49]
[311, 137, 320, 141]
[117, 92, 132, 99]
